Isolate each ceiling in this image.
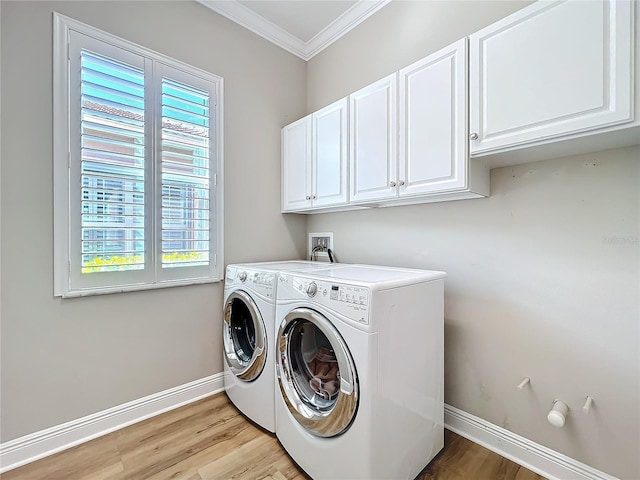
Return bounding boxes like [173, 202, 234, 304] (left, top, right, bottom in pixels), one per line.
[198, 0, 391, 60]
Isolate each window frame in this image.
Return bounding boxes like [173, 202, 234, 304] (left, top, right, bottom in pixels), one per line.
[53, 13, 224, 298]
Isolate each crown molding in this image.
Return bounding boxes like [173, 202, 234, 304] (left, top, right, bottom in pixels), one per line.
[197, 0, 308, 59]
[197, 0, 392, 61]
[305, 0, 391, 60]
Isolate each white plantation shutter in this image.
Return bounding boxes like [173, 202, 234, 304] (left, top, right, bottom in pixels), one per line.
[54, 15, 223, 297]
[159, 72, 213, 276]
[80, 50, 146, 274]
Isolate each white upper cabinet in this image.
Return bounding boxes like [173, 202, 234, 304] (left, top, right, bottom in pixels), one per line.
[281, 98, 348, 212]
[312, 98, 348, 208]
[399, 38, 468, 196]
[281, 115, 312, 212]
[469, 0, 634, 155]
[349, 74, 397, 203]
[282, 0, 638, 213]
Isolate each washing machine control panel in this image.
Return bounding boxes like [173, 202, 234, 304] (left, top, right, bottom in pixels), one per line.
[226, 267, 277, 298]
[281, 275, 371, 324]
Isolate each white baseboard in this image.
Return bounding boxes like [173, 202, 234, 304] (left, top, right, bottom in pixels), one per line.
[0, 389, 618, 479]
[0, 373, 224, 473]
[444, 404, 618, 480]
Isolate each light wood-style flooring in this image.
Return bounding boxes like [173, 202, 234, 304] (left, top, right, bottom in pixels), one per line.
[1, 393, 547, 480]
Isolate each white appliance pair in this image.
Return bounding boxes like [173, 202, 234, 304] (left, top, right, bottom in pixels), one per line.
[223, 261, 446, 480]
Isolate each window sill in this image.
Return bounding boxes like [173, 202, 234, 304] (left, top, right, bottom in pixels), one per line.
[57, 276, 223, 298]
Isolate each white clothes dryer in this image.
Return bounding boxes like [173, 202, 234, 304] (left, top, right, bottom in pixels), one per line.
[275, 265, 446, 479]
[223, 261, 346, 432]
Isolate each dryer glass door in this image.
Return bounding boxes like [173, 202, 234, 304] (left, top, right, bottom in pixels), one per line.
[223, 290, 267, 381]
[277, 307, 358, 438]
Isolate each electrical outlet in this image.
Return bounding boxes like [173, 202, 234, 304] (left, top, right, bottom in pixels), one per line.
[308, 232, 334, 259]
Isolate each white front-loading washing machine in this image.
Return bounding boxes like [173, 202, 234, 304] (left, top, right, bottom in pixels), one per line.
[223, 261, 346, 432]
[275, 264, 446, 479]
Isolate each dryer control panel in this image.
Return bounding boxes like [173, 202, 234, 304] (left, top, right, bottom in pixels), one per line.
[279, 274, 371, 325]
[226, 266, 277, 299]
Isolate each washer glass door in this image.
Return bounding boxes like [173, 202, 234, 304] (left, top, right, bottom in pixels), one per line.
[277, 307, 358, 437]
[223, 290, 267, 381]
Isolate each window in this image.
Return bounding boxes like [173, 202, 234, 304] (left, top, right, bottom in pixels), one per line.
[53, 14, 224, 297]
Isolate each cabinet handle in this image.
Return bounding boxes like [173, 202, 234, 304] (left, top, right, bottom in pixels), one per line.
[469, 133, 479, 140]
[306, 195, 311, 200]
[312, 195, 316, 200]
[390, 181, 397, 187]
[399, 180, 405, 186]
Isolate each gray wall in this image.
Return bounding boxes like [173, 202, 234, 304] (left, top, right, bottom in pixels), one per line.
[2, 1, 639, 478]
[0, 0, 307, 441]
[305, 2, 639, 479]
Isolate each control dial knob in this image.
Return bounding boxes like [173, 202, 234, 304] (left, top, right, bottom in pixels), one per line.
[238, 271, 247, 282]
[306, 282, 318, 297]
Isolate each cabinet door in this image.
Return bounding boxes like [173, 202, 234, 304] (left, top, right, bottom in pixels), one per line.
[281, 115, 312, 212]
[312, 97, 348, 208]
[349, 74, 397, 203]
[399, 38, 468, 196]
[470, 0, 633, 154]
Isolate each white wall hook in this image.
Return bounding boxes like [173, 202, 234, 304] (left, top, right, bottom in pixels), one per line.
[516, 377, 530, 390]
[582, 396, 594, 413]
